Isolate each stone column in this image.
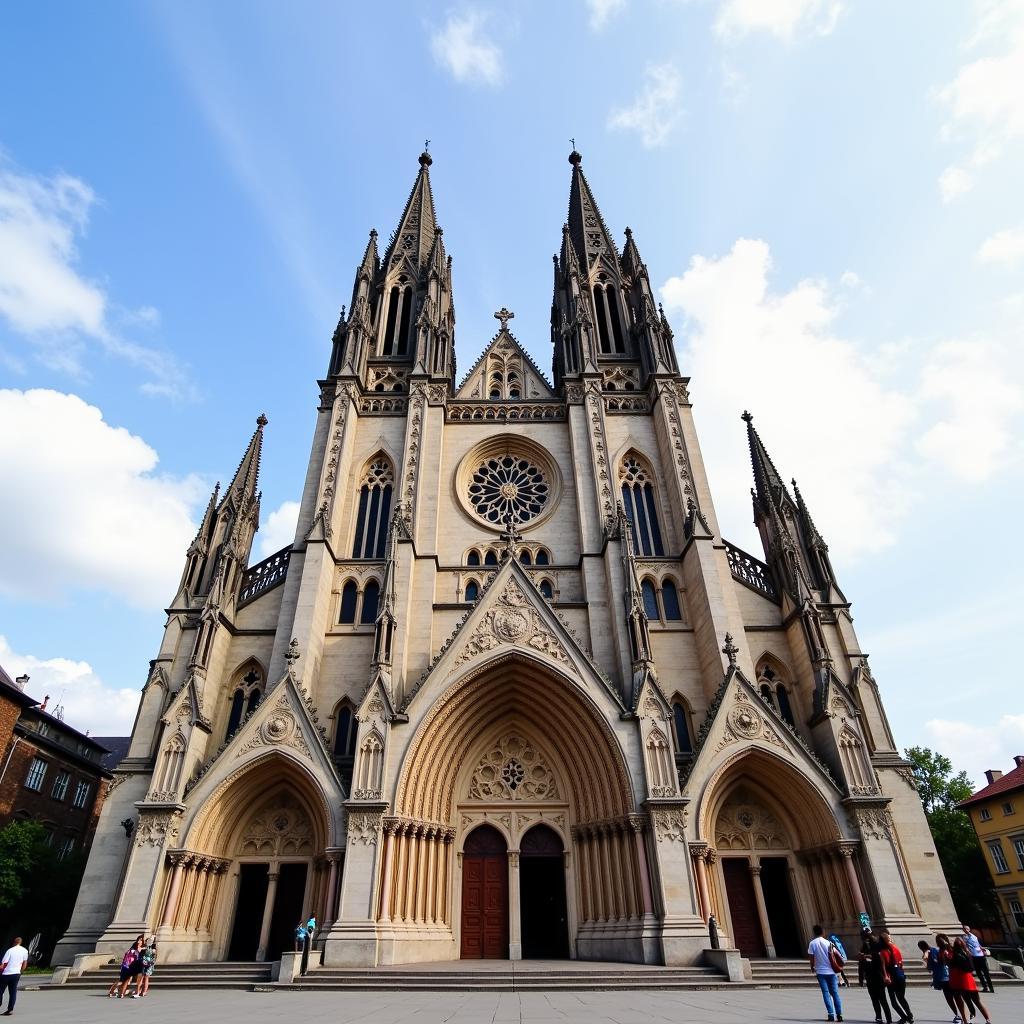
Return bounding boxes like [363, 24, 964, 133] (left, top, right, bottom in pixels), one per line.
[749, 861, 776, 958]
[425, 828, 438, 924]
[690, 844, 711, 922]
[256, 869, 279, 962]
[323, 852, 340, 926]
[159, 855, 187, 929]
[508, 850, 522, 961]
[631, 816, 655, 918]
[376, 825, 397, 923]
[839, 843, 867, 915]
[563, 850, 579, 959]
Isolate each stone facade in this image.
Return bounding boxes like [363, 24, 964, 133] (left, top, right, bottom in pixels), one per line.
[55, 149, 959, 969]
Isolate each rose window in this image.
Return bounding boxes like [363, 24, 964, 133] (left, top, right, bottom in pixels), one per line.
[468, 456, 549, 525]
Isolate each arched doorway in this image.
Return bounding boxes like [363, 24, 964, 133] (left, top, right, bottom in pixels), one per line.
[520, 824, 568, 959]
[460, 825, 508, 959]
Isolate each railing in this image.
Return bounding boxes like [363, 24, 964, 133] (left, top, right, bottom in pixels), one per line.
[238, 546, 291, 607]
[723, 540, 778, 602]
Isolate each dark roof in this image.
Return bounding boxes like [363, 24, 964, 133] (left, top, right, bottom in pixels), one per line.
[960, 761, 1024, 806]
[0, 663, 40, 711]
[93, 736, 131, 771]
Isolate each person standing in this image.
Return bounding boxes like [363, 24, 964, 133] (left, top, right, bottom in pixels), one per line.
[919, 938, 962, 1023]
[808, 924, 844, 1022]
[878, 930, 913, 1024]
[858, 927, 893, 1024]
[949, 936, 992, 1023]
[829, 933, 851, 987]
[133, 938, 157, 997]
[0, 937, 29, 1016]
[962, 924, 995, 993]
[116, 937, 144, 999]
[294, 922, 307, 953]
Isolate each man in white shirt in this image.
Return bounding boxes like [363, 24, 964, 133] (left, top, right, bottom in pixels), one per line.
[962, 924, 994, 992]
[808, 923, 843, 1022]
[0, 936, 29, 1016]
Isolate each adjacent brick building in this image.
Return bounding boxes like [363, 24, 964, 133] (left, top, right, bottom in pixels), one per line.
[0, 664, 114, 860]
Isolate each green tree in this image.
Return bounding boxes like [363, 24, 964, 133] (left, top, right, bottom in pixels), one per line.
[906, 746, 999, 926]
[0, 821, 47, 908]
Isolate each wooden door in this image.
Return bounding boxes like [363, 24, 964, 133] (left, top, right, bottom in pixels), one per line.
[461, 825, 509, 959]
[722, 857, 766, 958]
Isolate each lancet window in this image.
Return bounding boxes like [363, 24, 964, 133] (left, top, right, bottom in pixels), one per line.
[756, 660, 796, 728]
[352, 457, 394, 559]
[672, 699, 693, 754]
[381, 282, 413, 356]
[592, 275, 626, 355]
[225, 665, 263, 742]
[333, 701, 358, 788]
[620, 454, 664, 556]
[338, 577, 382, 626]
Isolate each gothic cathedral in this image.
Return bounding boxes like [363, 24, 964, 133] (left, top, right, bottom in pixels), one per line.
[57, 150, 957, 969]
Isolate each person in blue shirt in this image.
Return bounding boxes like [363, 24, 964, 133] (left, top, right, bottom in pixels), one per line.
[829, 934, 850, 987]
[919, 938, 962, 1023]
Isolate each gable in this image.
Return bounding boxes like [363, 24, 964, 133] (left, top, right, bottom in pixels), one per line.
[456, 329, 554, 401]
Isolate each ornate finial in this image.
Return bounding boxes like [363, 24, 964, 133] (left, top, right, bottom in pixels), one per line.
[419, 143, 432, 167]
[741, 410, 753, 424]
[285, 637, 300, 672]
[257, 413, 269, 428]
[369, 228, 378, 239]
[722, 633, 739, 666]
[625, 226, 632, 238]
[424, 138, 430, 152]
[568, 143, 582, 166]
[493, 307, 515, 331]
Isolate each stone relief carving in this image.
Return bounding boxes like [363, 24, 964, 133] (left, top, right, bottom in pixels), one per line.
[652, 807, 688, 842]
[714, 691, 789, 754]
[236, 692, 312, 760]
[455, 579, 571, 667]
[467, 733, 561, 802]
[134, 811, 181, 848]
[238, 794, 313, 857]
[715, 788, 789, 850]
[400, 385, 426, 527]
[848, 806, 895, 842]
[347, 810, 383, 846]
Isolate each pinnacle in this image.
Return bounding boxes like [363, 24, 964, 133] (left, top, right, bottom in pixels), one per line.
[257, 413, 268, 428]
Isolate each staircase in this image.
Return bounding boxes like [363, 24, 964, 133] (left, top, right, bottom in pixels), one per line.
[52, 961, 273, 991]
[747, 957, 1021, 988]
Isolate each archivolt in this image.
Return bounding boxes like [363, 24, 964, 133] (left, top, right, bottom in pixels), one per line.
[396, 653, 633, 823]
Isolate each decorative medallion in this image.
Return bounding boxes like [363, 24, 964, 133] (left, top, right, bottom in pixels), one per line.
[468, 455, 549, 525]
[729, 703, 762, 739]
[468, 733, 560, 802]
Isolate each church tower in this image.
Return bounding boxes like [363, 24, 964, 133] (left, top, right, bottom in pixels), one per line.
[57, 149, 957, 973]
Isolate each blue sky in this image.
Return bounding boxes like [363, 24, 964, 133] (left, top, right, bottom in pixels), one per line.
[0, 1, 1021, 785]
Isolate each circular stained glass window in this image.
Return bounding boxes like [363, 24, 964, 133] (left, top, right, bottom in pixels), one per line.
[467, 455, 549, 525]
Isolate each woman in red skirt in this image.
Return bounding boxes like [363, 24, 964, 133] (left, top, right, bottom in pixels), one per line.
[947, 935, 992, 1023]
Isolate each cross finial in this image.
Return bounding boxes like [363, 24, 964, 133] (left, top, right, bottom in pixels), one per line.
[722, 633, 739, 667]
[285, 637, 301, 671]
[424, 138, 430, 152]
[741, 410, 753, 424]
[570, 137, 575, 151]
[494, 307, 514, 331]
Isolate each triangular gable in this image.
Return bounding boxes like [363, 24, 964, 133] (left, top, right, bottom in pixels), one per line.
[400, 558, 624, 715]
[455, 329, 555, 400]
[183, 669, 343, 804]
[682, 665, 842, 799]
[161, 674, 211, 732]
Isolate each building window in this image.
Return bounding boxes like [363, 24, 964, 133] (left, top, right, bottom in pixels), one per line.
[225, 666, 263, 741]
[535, 549, 550, 566]
[464, 580, 479, 603]
[672, 700, 693, 754]
[776, 685, 796, 728]
[1003, 801, 1015, 815]
[72, 781, 91, 809]
[467, 549, 481, 566]
[519, 549, 532, 565]
[619, 455, 664, 556]
[333, 702, 358, 789]
[1010, 898, 1024, 929]
[989, 840, 1010, 874]
[980, 807, 992, 821]
[1014, 837, 1024, 871]
[360, 579, 380, 624]
[339, 580, 358, 624]
[641, 579, 660, 620]
[381, 283, 413, 356]
[539, 579, 553, 600]
[484, 549, 498, 566]
[352, 457, 394, 559]
[51, 772, 70, 801]
[25, 757, 46, 791]
[592, 280, 626, 355]
[57, 836, 75, 861]
[661, 579, 682, 621]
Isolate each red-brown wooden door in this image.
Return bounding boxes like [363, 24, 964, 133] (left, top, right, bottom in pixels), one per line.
[722, 857, 766, 958]
[461, 825, 509, 959]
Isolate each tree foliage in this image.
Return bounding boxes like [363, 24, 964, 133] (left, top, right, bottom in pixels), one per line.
[0, 821, 47, 909]
[906, 746, 999, 927]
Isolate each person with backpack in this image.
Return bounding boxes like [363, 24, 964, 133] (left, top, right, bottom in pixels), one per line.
[808, 923, 844, 1022]
[829, 932, 851, 987]
[858, 927, 893, 1024]
[878, 929, 913, 1024]
[949, 935, 992, 1023]
[920, 937, 963, 1023]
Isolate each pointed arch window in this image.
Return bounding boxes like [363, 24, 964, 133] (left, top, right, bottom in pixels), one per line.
[352, 457, 394, 559]
[381, 284, 413, 356]
[484, 549, 498, 566]
[661, 579, 682, 621]
[641, 578, 660, 620]
[535, 549, 550, 566]
[225, 665, 263, 742]
[539, 579, 553, 600]
[464, 579, 479, 602]
[620, 454, 665, 556]
[334, 704, 358, 759]
[672, 700, 693, 754]
[776, 685, 795, 728]
[756, 661, 796, 728]
[225, 690, 245, 741]
[519, 549, 532, 565]
[467, 549, 481, 566]
[360, 579, 380, 624]
[593, 279, 626, 355]
[339, 580, 358, 624]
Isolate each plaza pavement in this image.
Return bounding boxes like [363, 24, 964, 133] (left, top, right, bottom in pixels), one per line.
[19, 984, 1023, 1024]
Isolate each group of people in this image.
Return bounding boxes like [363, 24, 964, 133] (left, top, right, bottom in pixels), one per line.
[106, 936, 157, 999]
[808, 923, 997, 1024]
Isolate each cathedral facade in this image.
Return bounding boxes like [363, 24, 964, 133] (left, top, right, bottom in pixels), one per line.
[56, 150, 958, 969]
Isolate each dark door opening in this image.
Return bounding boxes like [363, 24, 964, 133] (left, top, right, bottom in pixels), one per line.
[758, 856, 802, 957]
[266, 862, 309, 962]
[722, 857, 766, 958]
[461, 825, 508, 959]
[520, 825, 568, 959]
[228, 863, 269, 960]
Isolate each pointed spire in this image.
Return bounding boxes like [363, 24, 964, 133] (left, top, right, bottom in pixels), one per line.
[221, 414, 267, 519]
[742, 410, 792, 513]
[620, 225, 647, 281]
[188, 481, 220, 556]
[792, 477, 827, 551]
[358, 229, 379, 280]
[382, 150, 437, 271]
[566, 148, 619, 272]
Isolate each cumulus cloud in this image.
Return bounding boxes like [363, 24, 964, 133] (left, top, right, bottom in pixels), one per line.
[0, 635, 141, 738]
[938, 165, 974, 202]
[977, 225, 1024, 264]
[937, 0, 1024, 189]
[586, 0, 626, 30]
[608, 64, 683, 148]
[0, 154, 193, 399]
[925, 714, 1024, 789]
[714, 0, 843, 40]
[257, 499, 300, 559]
[430, 11, 503, 86]
[0, 389, 205, 607]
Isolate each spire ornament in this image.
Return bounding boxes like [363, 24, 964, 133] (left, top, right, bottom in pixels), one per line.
[722, 633, 739, 667]
[493, 307, 515, 331]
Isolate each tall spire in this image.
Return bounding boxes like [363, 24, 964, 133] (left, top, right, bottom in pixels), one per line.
[566, 148, 618, 272]
[743, 410, 791, 516]
[382, 149, 437, 271]
[221, 413, 267, 518]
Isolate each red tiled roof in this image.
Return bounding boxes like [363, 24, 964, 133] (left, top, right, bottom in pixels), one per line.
[959, 761, 1024, 806]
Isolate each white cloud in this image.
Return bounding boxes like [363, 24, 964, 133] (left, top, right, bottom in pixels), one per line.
[661, 238, 916, 560]
[925, 715, 1024, 789]
[937, 1, 1024, 185]
[257, 499, 300, 559]
[0, 154, 194, 399]
[586, 0, 626, 31]
[916, 339, 1023, 481]
[430, 11, 503, 86]
[0, 389, 205, 608]
[714, 0, 843, 40]
[608, 64, 683, 148]
[977, 225, 1024, 264]
[0, 635, 140, 739]
[938, 165, 974, 202]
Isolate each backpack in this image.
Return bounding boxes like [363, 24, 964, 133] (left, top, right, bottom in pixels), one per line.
[829, 941, 846, 973]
